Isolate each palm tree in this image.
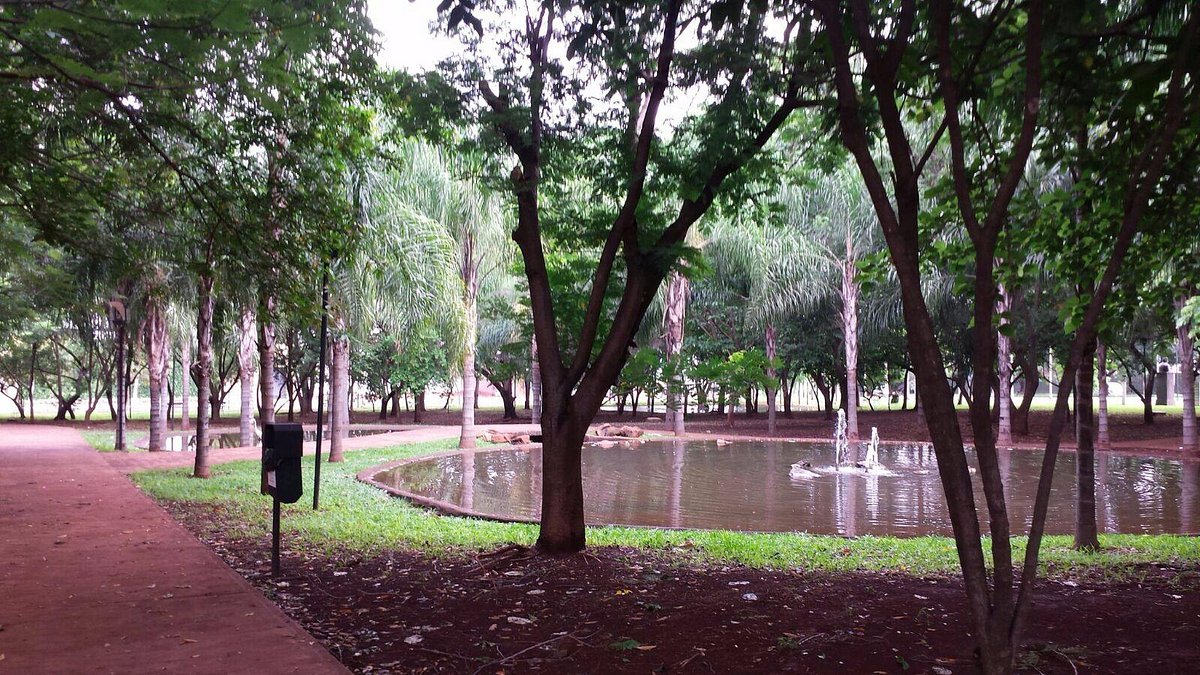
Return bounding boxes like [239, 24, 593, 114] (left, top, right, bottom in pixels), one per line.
[391, 142, 511, 449]
[703, 216, 822, 433]
[323, 154, 462, 461]
[776, 170, 883, 440]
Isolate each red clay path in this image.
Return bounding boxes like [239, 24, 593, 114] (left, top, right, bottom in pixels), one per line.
[0, 424, 347, 674]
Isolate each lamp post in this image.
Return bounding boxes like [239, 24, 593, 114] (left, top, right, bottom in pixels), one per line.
[107, 294, 127, 452]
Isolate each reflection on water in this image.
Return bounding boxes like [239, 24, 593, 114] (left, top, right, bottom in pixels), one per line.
[375, 440, 1200, 537]
[153, 428, 397, 452]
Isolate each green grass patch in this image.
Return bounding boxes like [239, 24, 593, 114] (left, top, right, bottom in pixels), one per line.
[80, 429, 147, 452]
[132, 440, 1200, 577]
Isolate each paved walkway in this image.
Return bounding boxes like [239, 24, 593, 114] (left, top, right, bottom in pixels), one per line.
[0, 424, 348, 674]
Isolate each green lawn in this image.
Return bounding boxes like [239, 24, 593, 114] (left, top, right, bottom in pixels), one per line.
[130, 439, 1200, 579]
[80, 429, 147, 452]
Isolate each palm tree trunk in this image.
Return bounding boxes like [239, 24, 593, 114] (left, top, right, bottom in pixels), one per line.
[1097, 340, 1110, 448]
[663, 270, 687, 436]
[765, 323, 778, 433]
[1177, 296, 1197, 452]
[329, 333, 350, 462]
[996, 282, 1013, 446]
[842, 252, 861, 441]
[459, 289, 478, 449]
[146, 299, 169, 452]
[238, 307, 257, 447]
[194, 273, 215, 478]
[180, 339, 191, 431]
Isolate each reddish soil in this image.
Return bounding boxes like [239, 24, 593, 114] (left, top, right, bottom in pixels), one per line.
[162, 502, 1198, 674]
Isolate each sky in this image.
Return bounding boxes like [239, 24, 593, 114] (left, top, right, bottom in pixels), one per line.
[367, 0, 457, 73]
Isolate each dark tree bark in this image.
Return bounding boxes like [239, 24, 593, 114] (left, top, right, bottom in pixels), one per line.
[193, 272, 215, 478]
[1074, 337, 1100, 549]
[484, 374, 520, 419]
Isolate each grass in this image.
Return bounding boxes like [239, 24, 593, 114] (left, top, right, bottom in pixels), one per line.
[80, 429, 147, 452]
[131, 439, 1200, 578]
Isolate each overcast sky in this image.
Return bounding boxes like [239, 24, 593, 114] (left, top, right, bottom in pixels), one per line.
[367, 0, 457, 73]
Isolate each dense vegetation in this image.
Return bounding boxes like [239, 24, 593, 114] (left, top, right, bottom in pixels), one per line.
[2, 2, 1198, 673]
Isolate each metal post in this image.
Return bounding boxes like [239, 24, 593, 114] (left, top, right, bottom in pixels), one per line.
[271, 497, 281, 576]
[313, 268, 329, 510]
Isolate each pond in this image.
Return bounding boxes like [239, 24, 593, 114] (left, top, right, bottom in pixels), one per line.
[371, 440, 1200, 537]
[147, 427, 399, 452]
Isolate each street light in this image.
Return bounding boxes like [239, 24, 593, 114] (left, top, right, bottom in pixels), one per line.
[107, 294, 127, 452]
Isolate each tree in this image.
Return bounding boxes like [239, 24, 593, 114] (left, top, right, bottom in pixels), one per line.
[812, 1, 1198, 671]
[442, 0, 828, 551]
[391, 141, 511, 449]
[776, 169, 883, 439]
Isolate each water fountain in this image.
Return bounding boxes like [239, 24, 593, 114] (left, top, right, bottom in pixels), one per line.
[864, 427, 880, 471]
[833, 409, 849, 469]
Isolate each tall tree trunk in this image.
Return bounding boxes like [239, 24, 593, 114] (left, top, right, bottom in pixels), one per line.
[996, 281, 1014, 446]
[1013, 351, 1039, 434]
[1074, 337, 1100, 549]
[413, 389, 425, 424]
[842, 242, 861, 441]
[459, 258, 479, 449]
[1097, 340, 1110, 449]
[180, 339, 191, 431]
[238, 307, 257, 447]
[259, 308, 277, 426]
[27, 341, 38, 422]
[536, 413, 588, 553]
[1178, 296, 1197, 452]
[486, 376, 519, 419]
[663, 270, 688, 436]
[193, 273, 215, 478]
[329, 332, 350, 462]
[765, 323, 778, 433]
[782, 370, 793, 416]
[530, 335, 542, 426]
[146, 299, 169, 452]
[1143, 359, 1156, 425]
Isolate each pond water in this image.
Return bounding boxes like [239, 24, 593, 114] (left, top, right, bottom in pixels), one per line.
[373, 440, 1200, 537]
[150, 428, 398, 452]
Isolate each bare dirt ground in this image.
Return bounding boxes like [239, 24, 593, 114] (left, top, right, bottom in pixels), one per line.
[164, 501, 1200, 675]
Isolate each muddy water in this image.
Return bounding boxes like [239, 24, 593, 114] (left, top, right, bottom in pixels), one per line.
[375, 440, 1200, 536]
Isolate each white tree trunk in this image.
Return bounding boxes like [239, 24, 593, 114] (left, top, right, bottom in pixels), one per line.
[842, 247, 860, 441]
[459, 291, 478, 449]
[1178, 297, 1197, 452]
[1097, 340, 1110, 448]
[329, 333, 350, 462]
[663, 271, 688, 436]
[146, 299, 169, 452]
[180, 338, 191, 431]
[997, 282, 1013, 446]
[766, 323, 778, 434]
[237, 307, 258, 447]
